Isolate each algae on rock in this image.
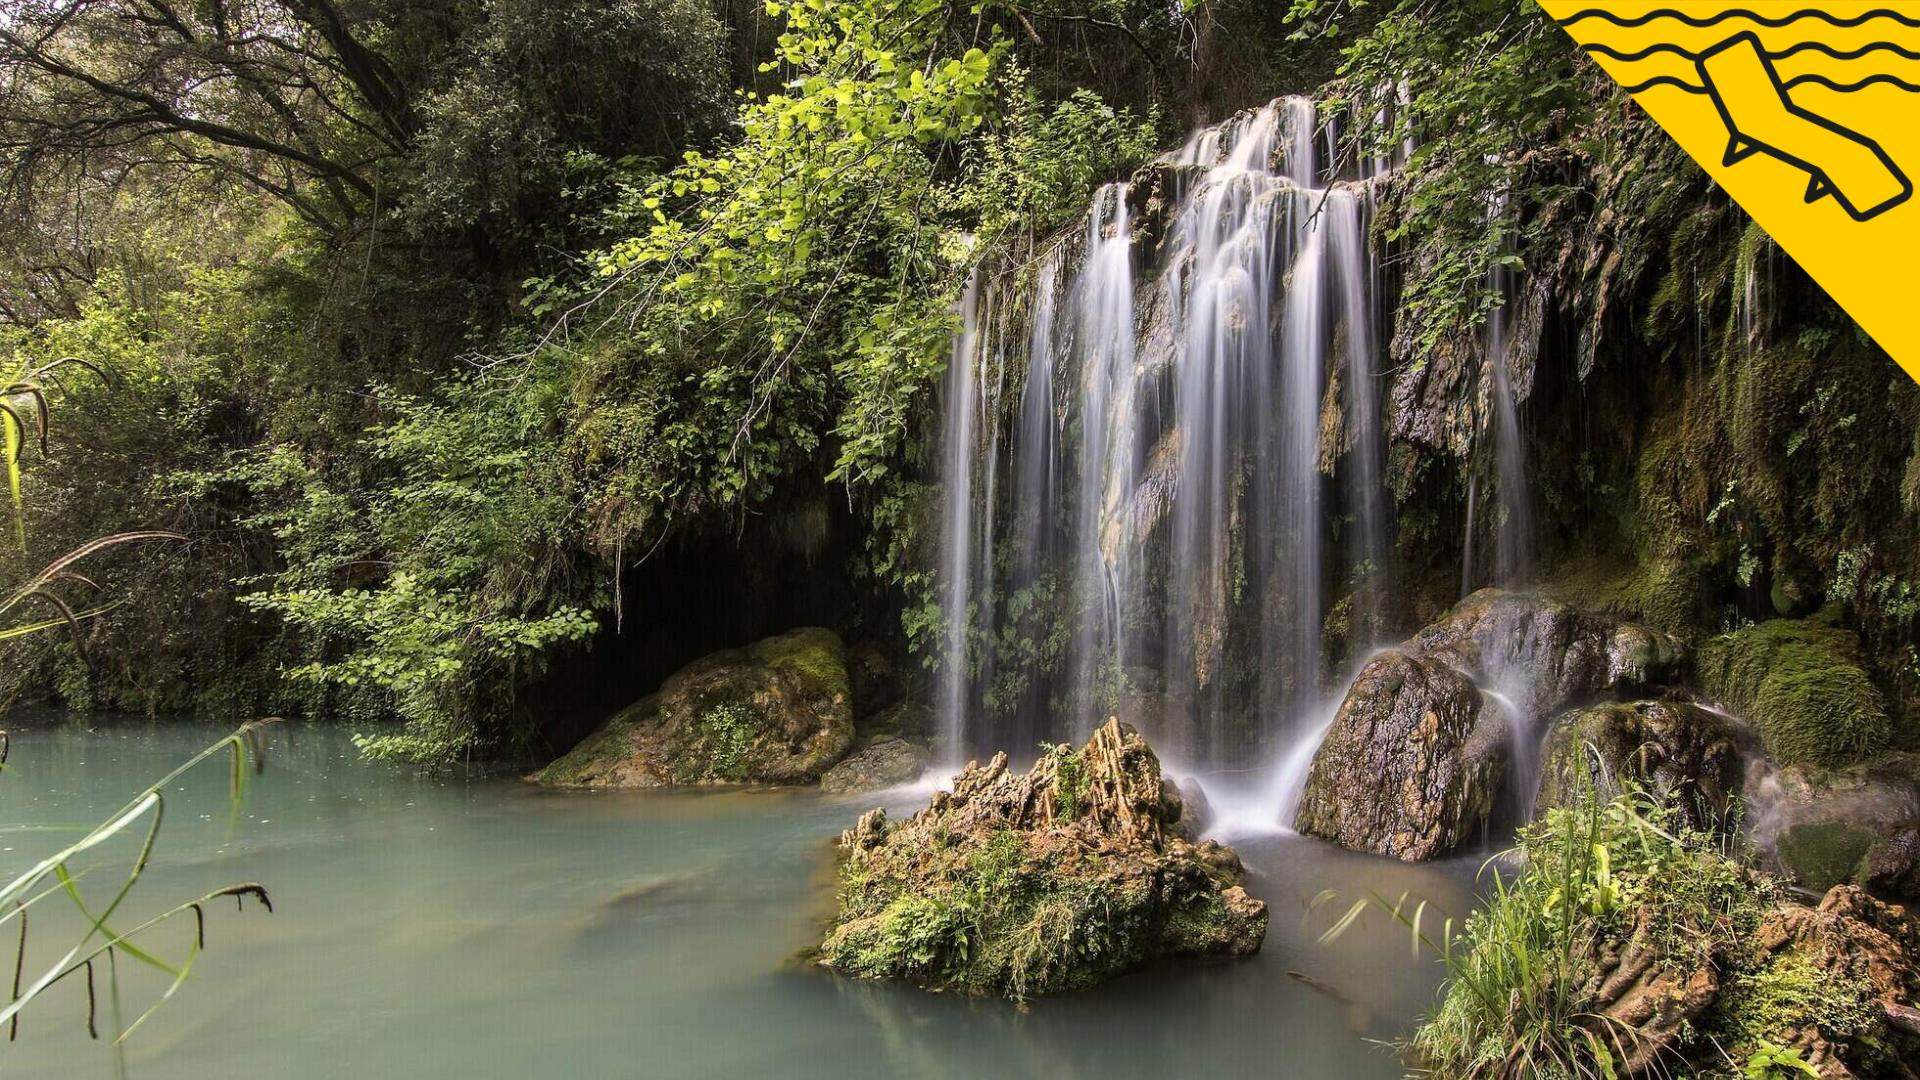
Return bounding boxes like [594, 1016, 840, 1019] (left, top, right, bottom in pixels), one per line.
[818, 720, 1265, 999]
[533, 627, 853, 787]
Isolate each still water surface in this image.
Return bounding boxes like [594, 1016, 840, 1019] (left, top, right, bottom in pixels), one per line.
[1, 718, 1476, 1079]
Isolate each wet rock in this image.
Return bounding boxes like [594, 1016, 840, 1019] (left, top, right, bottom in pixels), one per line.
[1537, 700, 1750, 830]
[532, 627, 853, 788]
[1174, 775, 1213, 838]
[819, 737, 930, 795]
[1412, 589, 1683, 723]
[1294, 650, 1507, 861]
[818, 720, 1266, 999]
[1756, 753, 1920, 900]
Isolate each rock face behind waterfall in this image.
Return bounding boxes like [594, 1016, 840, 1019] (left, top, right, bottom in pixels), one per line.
[1297, 591, 1685, 861]
[1413, 589, 1683, 721]
[533, 627, 853, 787]
[818, 720, 1266, 999]
[1295, 651, 1507, 860]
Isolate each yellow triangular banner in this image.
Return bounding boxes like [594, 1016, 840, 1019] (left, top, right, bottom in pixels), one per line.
[1538, 0, 1920, 380]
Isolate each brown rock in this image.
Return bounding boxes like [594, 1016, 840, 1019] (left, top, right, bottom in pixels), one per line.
[1294, 650, 1507, 861]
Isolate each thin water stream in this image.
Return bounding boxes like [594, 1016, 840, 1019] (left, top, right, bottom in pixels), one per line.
[0, 718, 1472, 1078]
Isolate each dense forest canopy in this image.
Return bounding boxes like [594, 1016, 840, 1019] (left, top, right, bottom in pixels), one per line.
[2, 0, 1916, 775]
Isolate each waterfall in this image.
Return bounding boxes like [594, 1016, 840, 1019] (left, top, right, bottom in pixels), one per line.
[1069, 183, 1138, 738]
[933, 96, 1392, 774]
[935, 274, 986, 765]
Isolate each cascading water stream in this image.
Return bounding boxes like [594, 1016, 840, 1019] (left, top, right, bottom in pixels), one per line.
[935, 274, 986, 764]
[1070, 183, 1139, 738]
[934, 96, 1395, 808]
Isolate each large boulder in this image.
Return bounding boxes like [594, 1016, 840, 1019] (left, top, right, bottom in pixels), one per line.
[1413, 589, 1683, 723]
[1755, 752, 1920, 901]
[1537, 700, 1750, 831]
[818, 720, 1265, 999]
[819, 737, 930, 795]
[533, 627, 853, 787]
[1294, 650, 1508, 861]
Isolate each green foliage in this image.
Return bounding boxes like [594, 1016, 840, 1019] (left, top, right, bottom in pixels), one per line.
[1744, 1040, 1820, 1080]
[1326, 787, 1774, 1079]
[1294, 0, 1589, 351]
[687, 702, 760, 781]
[219, 367, 599, 766]
[956, 82, 1161, 243]
[1052, 745, 1085, 820]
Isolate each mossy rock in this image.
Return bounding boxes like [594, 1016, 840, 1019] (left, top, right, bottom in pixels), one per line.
[1759, 753, 1920, 900]
[1697, 616, 1891, 767]
[819, 721, 1264, 999]
[1775, 823, 1878, 895]
[1541, 553, 1705, 640]
[533, 627, 853, 787]
[1536, 700, 1748, 830]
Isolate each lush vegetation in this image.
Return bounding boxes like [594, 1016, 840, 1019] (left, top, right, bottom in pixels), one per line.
[0, 0, 1300, 765]
[1326, 786, 1907, 1079]
[3, 1, 1918, 777]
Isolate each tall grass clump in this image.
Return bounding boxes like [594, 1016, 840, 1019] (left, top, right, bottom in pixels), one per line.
[1319, 769, 1774, 1078]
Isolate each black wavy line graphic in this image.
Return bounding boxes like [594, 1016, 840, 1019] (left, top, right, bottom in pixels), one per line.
[1562, 7, 1920, 30]
[1784, 72, 1920, 92]
[1583, 41, 1920, 63]
[1619, 75, 1711, 93]
[1619, 73, 1920, 93]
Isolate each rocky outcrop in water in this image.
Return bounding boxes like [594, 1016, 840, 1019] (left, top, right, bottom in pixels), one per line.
[1296, 592, 1684, 861]
[1295, 650, 1506, 861]
[818, 720, 1265, 999]
[533, 627, 853, 787]
[1537, 700, 1750, 831]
